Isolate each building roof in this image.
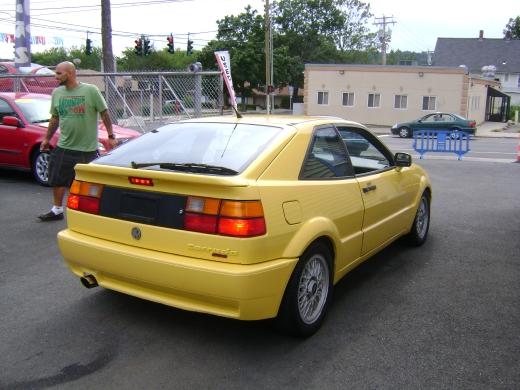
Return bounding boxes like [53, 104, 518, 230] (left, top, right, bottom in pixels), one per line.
[432, 37, 520, 74]
[305, 63, 467, 75]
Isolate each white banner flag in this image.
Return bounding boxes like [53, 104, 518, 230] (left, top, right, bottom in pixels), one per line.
[214, 50, 238, 110]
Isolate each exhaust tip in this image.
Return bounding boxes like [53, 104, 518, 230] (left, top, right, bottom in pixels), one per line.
[80, 274, 98, 289]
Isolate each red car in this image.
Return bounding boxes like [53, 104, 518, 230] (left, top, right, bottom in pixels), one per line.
[0, 92, 141, 185]
[0, 62, 59, 94]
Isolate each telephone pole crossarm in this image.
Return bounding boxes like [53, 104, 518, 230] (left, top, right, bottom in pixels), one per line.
[374, 16, 396, 65]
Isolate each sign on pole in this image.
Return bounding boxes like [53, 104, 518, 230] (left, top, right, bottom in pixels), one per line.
[15, 0, 31, 68]
[214, 51, 237, 110]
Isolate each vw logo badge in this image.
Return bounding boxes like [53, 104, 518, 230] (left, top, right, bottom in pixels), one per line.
[131, 227, 142, 240]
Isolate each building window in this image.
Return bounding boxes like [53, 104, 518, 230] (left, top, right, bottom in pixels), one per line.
[471, 96, 480, 110]
[422, 96, 436, 110]
[394, 95, 407, 109]
[317, 91, 329, 105]
[342, 92, 354, 106]
[518, 75, 520, 88]
[368, 93, 380, 108]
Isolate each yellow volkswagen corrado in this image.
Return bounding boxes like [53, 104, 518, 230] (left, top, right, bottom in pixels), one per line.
[58, 115, 431, 337]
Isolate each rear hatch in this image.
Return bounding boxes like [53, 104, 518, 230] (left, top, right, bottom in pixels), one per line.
[66, 120, 296, 265]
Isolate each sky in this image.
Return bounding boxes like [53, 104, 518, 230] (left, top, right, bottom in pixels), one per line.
[0, 0, 517, 60]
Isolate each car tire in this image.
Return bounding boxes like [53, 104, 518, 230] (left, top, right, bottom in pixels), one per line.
[398, 127, 411, 138]
[32, 150, 50, 186]
[276, 241, 333, 337]
[406, 191, 430, 246]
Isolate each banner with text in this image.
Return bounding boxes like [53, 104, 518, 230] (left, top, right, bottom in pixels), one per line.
[214, 50, 237, 110]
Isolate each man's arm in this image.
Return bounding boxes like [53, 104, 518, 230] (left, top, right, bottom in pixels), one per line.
[40, 115, 59, 151]
[100, 109, 118, 148]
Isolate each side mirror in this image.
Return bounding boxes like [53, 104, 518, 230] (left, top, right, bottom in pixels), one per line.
[2, 116, 23, 127]
[394, 152, 412, 167]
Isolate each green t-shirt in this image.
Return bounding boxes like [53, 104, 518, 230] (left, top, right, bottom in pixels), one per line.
[51, 83, 108, 152]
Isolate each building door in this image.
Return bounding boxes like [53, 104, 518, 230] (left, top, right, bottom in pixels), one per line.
[486, 87, 510, 122]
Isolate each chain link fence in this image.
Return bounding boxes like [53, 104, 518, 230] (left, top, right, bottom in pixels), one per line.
[0, 70, 225, 133]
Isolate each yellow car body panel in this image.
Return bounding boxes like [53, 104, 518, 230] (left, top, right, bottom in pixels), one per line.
[58, 228, 297, 320]
[57, 116, 431, 323]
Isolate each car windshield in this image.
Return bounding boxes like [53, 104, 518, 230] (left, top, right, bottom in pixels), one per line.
[95, 122, 285, 174]
[17, 64, 54, 75]
[14, 97, 51, 124]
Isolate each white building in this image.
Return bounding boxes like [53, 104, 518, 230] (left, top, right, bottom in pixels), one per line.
[304, 64, 499, 126]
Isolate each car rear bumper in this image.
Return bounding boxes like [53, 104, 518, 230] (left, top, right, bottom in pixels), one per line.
[58, 229, 297, 320]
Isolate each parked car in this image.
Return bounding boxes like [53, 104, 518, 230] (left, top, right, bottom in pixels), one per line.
[0, 92, 141, 185]
[391, 112, 477, 138]
[0, 62, 59, 94]
[57, 115, 432, 337]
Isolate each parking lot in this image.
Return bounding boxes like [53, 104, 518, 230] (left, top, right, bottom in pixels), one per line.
[1, 157, 519, 389]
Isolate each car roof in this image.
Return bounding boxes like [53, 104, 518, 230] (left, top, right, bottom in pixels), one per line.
[0, 92, 51, 100]
[0, 62, 46, 68]
[181, 114, 366, 128]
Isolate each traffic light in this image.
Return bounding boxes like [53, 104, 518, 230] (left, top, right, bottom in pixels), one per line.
[85, 38, 92, 55]
[187, 39, 193, 55]
[143, 38, 151, 56]
[167, 34, 174, 54]
[134, 38, 142, 56]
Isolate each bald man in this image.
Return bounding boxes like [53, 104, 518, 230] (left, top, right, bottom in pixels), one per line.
[38, 61, 117, 221]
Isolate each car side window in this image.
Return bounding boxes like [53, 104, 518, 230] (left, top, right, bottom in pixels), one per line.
[300, 126, 352, 179]
[336, 126, 393, 175]
[0, 65, 8, 74]
[0, 99, 16, 122]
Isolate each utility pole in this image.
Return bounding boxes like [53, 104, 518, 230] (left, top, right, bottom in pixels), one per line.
[101, 0, 115, 73]
[264, 0, 271, 114]
[374, 16, 395, 65]
[101, 0, 117, 121]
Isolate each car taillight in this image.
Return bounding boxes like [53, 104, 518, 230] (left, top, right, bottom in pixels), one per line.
[218, 217, 266, 237]
[129, 176, 154, 186]
[184, 213, 218, 234]
[67, 180, 104, 215]
[184, 197, 266, 237]
[469, 121, 476, 127]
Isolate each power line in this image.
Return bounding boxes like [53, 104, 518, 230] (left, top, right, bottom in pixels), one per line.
[0, 11, 216, 40]
[394, 21, 434, 52]
[0, 0, 190, 12]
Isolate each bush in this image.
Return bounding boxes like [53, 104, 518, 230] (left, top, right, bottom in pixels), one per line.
[508, 105, 520, 121]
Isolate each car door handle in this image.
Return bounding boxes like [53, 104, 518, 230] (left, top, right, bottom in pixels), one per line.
[362, 184, 377, 193]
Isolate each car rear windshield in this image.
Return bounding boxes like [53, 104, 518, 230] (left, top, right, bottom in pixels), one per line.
[95, 122, 285, 174]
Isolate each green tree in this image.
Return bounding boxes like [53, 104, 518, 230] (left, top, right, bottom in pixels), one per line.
[272, 0, 375, 89]
[31, 46, 103, 70]
[31, 47, 70, 67]
[117, 47, 194, 71]
[503, 16, 520, 39]
[198, 6, 265, 109]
